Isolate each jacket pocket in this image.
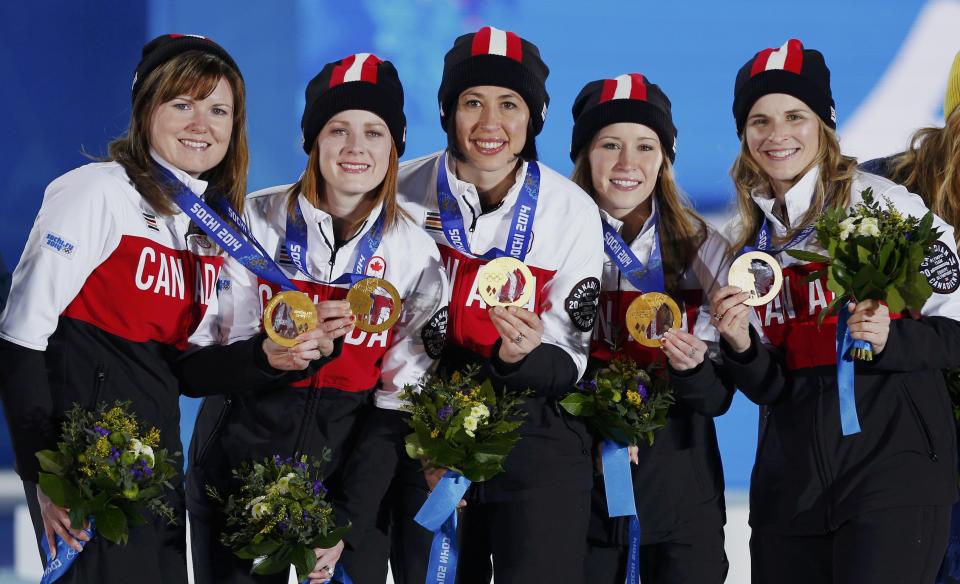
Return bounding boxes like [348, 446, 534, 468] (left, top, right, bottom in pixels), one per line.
[901, 384, 938, 462]
[195, 397, 233, 467]
[88, 365, 106, 409]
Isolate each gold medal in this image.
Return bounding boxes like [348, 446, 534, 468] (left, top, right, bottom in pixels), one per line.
[347, 277, 402, 333]
[728, 251, 784, 306]
[262, 291, 318, 347]
[477, 257, 536, 308]
[626, 292, 682, 348]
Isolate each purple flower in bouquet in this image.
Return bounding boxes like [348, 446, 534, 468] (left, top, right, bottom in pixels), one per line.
[94, 425, 110, 437]
[635, 380, 648, 401]
[312, 480, 327, 496]
[437, 405, 454, 421]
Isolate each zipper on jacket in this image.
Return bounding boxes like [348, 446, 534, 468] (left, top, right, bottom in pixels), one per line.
[89, 365, 106, 408]
[902, 386, 938, 461]
[196, 397, 233, 466]
[292, 387, 323, 458]
[466, 200, 479, 233]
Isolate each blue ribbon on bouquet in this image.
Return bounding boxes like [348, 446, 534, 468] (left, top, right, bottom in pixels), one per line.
[300, 562, 353, 584]
[39, 518, 95, 584]
[835, 304, 863, 436]
[600, 440, 640, 583]
[414, 471, 470, 584]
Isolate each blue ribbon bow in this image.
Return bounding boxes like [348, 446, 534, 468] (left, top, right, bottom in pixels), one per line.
[39, 518, 95, 584]
[835, 304, 863, 436]
[600, 440, 641, 583]
[414, 471, 471, 584]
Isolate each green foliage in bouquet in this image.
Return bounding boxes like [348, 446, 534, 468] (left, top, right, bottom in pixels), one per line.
[560, 357, 674, 446]
[400, 365, 529, 482]
[786, 187, 942, 322]
[206, 453, 350, 581]
[35, 401, 179, 545]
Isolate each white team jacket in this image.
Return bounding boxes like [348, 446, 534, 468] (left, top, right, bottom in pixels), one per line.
[191, 186, 448, 410]
[396, 151, 605, 378]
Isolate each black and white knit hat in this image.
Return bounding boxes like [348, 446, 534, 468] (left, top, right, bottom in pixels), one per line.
[570, 73, 677, 162]
[300, 53, 406, 156]
[438, 26, 550, 135]
[733, 38, 835, 136]
[133, 34, 241, 103]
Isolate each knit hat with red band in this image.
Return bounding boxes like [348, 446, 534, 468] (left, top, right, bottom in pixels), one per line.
[733, 39, 835, 136]
[438, 26, 550, 136]
[301, 53, 406, 156]
[133, 34, 241, 103]
[570, 73, 677, 163]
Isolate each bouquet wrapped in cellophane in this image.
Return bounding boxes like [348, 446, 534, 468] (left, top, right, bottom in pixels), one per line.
[560, 357, 674, 446]
[36, 400, 179, 546]
[786, 187, 941, 360]
[206, 453, 350, 581]
[400, 365, 528, 482]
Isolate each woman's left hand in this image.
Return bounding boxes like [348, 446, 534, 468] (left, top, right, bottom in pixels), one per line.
[305, 540, 345, 583]
[660, 329, 708, 371]
[490, 306, 543, 364]
[846, 300, 891, 354]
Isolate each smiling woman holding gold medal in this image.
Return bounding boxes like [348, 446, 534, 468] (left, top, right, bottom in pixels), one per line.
[185, 54, 447, 584]
[568, 73, 733, 584]
[711, 39, 960, 584]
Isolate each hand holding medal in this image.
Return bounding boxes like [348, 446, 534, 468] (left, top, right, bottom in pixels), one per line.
[262, 297, 355, 370]
[478, 258, 543, 363]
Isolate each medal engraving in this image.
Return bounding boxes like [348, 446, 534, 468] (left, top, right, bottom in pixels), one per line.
[728, 251, 784, 306]
[262, 291, 318, 347]
[477, 257, 536, 308]
[347, 277, 402, 333]
[626, 292, 682, 347]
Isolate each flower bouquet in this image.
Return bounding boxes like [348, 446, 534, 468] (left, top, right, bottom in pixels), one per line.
[206, 453, 350, 581]
[786, 187, 941, 360]
[560, 357, 674, 446]
[35, 401, 179, 546]
[400, 365, 528, 482]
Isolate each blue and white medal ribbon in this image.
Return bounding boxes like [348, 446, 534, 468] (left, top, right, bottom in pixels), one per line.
[601, 214, 664, 294]
[414, 471, 470, 584]
[435, 153, 540, 262]
[600, 440, 640, 583]
[835, 304, 863, 435]
[39, 518, 95, 584]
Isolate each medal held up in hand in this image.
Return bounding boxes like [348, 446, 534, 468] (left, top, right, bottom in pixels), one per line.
[728, 251, 784, 306]
[262, 291, 319, 347]
[625, 292, 682, 347]
[347, 277, 402, 333]
[477, 257, 536, 308]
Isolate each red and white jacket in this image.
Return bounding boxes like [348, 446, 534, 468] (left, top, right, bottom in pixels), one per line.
[396, 151, 605, 377]
[191, 186, 448, 410]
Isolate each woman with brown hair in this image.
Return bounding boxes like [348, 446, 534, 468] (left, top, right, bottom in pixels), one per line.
[569, 72, 732, 584]
[0, 34, 329, 583]
[185, 53, 447, 584]
[713, 39, 960, 583]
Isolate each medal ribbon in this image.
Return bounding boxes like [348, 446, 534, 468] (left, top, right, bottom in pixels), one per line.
[835, 304, 864, 436]
[40, 518, 96, 584]
[284, 197, 384, 287]
[741, 217, 816, 256]
[415, 471, 470, 584]
[602, 213, 664, 293]
[435, 153, 540, 262]
[155, 165, 296, 291]
[600, 440, 640, 583]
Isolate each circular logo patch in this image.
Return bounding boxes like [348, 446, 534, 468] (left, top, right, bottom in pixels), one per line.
[421, 307, 448, 359]
[921, 240, 960, 294]
[565, 277, 600, 332]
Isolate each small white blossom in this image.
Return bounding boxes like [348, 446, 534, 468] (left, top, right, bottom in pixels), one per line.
[128, 438, 143, 455]
[839, 217, 857, 241]
[140, 445, 155, 468]
[462, 404, 490, 438]
[268, 472, 296, 496]
[857, 217, 880, 237]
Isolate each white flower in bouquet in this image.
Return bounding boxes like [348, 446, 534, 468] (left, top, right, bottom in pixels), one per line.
[268, 472, 296, 496]
[247, 495, 270, 519]
[463, 404, 490, 437]
[839, 217, 857, 241]
[140, 445, 155, 468]
[857, 217, 880, 237]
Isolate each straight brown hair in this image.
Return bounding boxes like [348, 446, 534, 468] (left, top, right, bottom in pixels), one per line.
[572, 151, 707, 298]
[107, 50, 248, 216]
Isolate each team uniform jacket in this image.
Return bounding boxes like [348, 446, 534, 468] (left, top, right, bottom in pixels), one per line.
[185, 186, 448, 515]
[588, 205, 735, 546]
[713, 168, 960, 535]
[0, 157, 288, 583]
[393, 151, 606, 501]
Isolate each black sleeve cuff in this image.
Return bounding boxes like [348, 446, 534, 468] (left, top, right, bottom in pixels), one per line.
[487, 340, 579, 398]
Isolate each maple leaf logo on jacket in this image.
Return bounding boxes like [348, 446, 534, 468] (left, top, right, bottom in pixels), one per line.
[366, 256, 386, 278]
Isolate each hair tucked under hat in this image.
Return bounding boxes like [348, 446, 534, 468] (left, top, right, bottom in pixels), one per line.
[570, 73, 677, 162]
[946, 50, 960, 122]
[732, 39, 835, 136]
[438, 26, 550, 138]
[133, 34, 241, 102]
[300, 53, 406, 156]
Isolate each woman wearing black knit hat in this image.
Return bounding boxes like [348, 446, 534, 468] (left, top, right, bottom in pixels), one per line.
[185, 52, 447, 584]
[569, 72, 732, 584]
[358, 25, 605, 584]
[713, 39, 960, 583]
[0, 33, 325, 583]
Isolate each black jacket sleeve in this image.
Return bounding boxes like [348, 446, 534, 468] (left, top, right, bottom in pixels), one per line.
[173, 334, 344, 397]
[867, 316, 960, 372]
[489, 340, 579, 398]
[0, 339, 57, 482]
[719, 326, 789, 406]
[667, 355, 737, 417]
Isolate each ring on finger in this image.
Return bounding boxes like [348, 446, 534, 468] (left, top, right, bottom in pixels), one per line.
[687, 347, 697, 358]
[714, 312, 724, 321]
[513, 332, 524, 345]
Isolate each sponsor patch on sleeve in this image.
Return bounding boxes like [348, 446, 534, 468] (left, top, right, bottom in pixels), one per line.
[565, 277, 600, 332]
[41, 232, 77, 259]
[421, 307, 448, 359]
[921, 241, 960, 294]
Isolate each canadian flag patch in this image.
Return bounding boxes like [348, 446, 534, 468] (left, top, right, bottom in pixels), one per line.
[366, 255, 386, 278]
